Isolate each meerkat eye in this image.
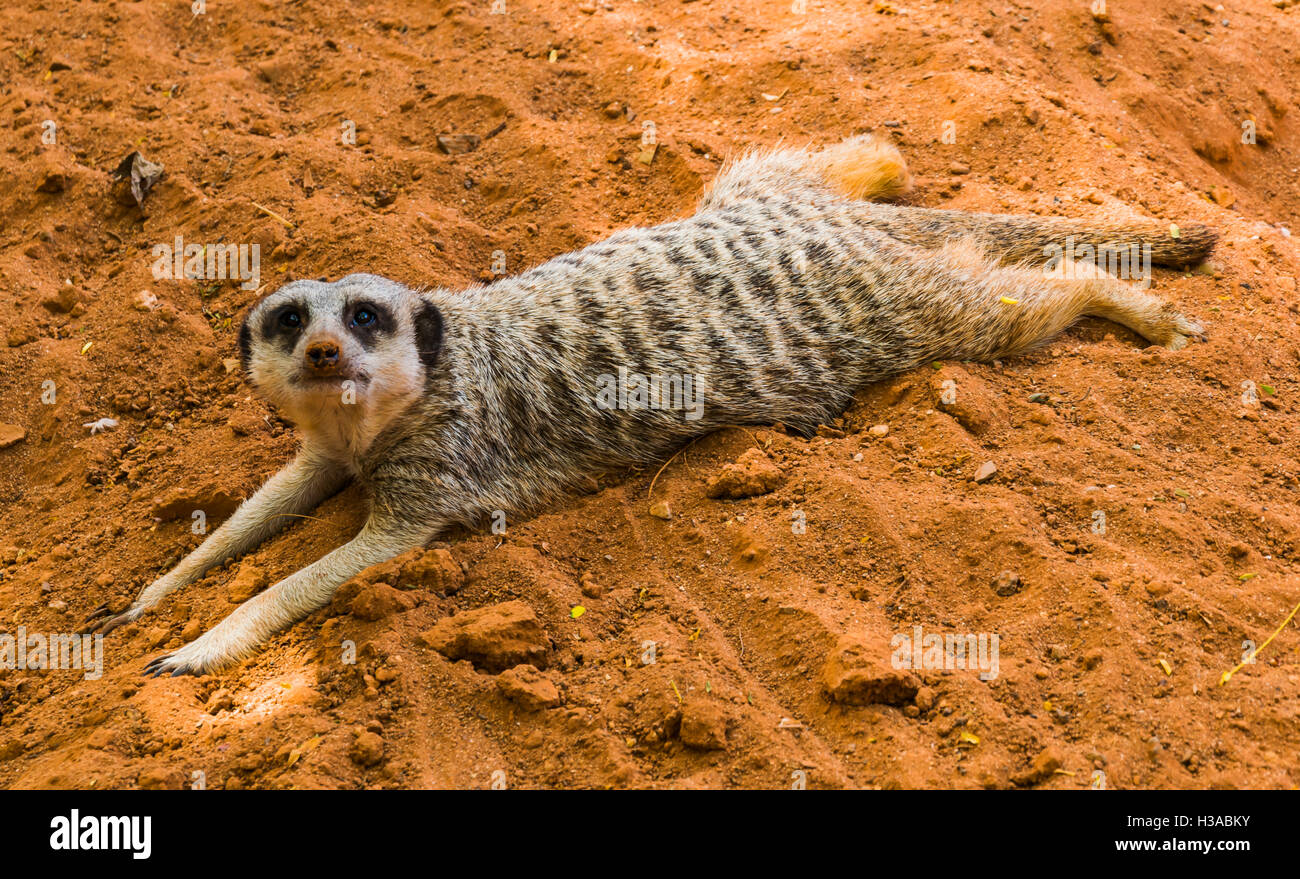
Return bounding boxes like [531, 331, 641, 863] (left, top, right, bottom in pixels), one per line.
[278, 309, 302, 329]
[352, 308, 376, 327]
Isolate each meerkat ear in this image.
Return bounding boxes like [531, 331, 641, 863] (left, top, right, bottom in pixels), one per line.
[413, 301, 444, 368]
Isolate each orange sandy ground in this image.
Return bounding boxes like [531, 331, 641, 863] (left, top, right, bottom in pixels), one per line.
[1, 0, 1298, 788]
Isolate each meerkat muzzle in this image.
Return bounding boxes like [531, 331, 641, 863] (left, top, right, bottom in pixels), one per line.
[304, 338, 342, 375]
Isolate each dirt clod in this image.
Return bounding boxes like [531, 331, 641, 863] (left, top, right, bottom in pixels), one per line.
[1010, 747, 1065, 787]
[0, 424, 26, 450]
[496, 664, 561, 710]
[401, 548, 465, 594]
[992, 571, 1023, 596]
[821, 635, 919, 706]
[205, 688, 235, 715]
[679, 699, 728, 750]
[349, 731, 385, 767]
[349, 583, 416, 621]
[418, 600, 550, 672]
[706, 448, 784, 499]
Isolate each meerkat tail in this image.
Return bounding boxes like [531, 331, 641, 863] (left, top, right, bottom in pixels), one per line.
[862, 204, 1217, 268]
[813, 134, 913, 201]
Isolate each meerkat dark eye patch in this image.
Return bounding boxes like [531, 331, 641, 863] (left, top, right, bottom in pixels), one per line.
[345, 300, 394, 346]
[261, 302, 308, 357]
[413, 301, 444, 368]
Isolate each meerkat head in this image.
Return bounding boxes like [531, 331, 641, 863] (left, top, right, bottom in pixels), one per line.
[238, 274, 443, 449]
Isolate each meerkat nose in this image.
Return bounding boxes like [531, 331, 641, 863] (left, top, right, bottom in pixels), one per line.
[305, 338, 342, 373]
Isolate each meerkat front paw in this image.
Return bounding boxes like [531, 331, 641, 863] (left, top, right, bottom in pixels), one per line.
[83, 571, 184, 635]
[80, 602, 144, 636]
[143, 630, 234, 677]
[143, 647, 213, 677]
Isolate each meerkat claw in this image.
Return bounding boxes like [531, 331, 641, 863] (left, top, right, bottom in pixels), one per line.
[82, 609, 137, 637]
[82, 602, 113, 623]
[1168, 315, 1207, 350]
[145, 645, 213, 677]
[99, 613, 132, 635]
[143, 656, 178, 677]
[81, 602, 145, 636]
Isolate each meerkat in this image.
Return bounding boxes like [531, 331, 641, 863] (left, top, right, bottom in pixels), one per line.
[83, 134, 1215, 675]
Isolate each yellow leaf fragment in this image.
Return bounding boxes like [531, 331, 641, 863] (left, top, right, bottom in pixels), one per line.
[287, 734, 322, 765]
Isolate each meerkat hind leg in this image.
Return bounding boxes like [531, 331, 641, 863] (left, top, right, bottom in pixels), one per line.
[1048, 257, 1205, 350]
[918, 246, 1202, 359]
